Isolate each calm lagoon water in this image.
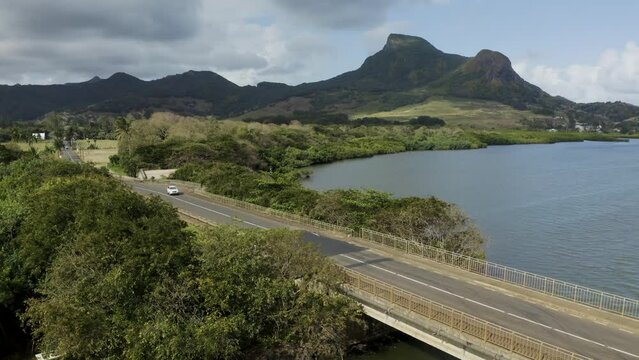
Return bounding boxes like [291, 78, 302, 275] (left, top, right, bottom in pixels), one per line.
[305, 140, 639, 299]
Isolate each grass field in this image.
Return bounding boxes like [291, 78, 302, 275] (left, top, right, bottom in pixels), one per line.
[1, 140, 55, 152]
[2, 139, 118, 167]
[76, 139, 118, 168]
[351, 96, 538, 129]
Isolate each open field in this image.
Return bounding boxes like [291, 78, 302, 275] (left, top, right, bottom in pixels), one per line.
[75, 139, 118, 149]
[351, 96, 538, 129]
[229, 94, 539, 130]
[76, 139, 118, 167]
[81, 149, 117, 167]
[1, 140, 54, 152]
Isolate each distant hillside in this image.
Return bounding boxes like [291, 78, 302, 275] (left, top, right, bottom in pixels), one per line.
[0, 71, 246, 119]
[1, 33, 638, 125]
[426, 49, 567, 113]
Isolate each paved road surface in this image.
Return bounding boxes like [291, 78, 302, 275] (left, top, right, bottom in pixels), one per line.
[128, 181, 639, 359]
[61, 144, 81, 163]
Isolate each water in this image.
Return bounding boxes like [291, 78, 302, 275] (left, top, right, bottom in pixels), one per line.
[305, 140, 639, 359]
[350, 339, 456, 360]
[305, 140, 639, 298]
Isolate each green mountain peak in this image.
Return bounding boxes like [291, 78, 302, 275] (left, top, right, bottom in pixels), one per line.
[462, 49, 519, 83]
[383, 33, 439, 53]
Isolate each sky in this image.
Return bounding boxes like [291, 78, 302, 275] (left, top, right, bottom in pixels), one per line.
[0, 0, 637, 105]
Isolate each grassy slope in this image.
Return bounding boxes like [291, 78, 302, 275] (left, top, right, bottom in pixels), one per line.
[351, 96, 538, 128]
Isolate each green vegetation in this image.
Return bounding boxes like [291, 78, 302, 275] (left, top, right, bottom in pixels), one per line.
[115, 115, 486, 257]
[470, 130, 625, 145]
[114, 116, 632, 259]
[0, 139, 54, 152]
[1, 157, 363, 359]
[75, 139, 119, 167]
[352, 96, 538, 128]
[2, 34, 638, 131]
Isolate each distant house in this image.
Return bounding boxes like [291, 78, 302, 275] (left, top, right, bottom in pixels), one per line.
[32, 132, 46, 140]
[547, 128, 558, 132]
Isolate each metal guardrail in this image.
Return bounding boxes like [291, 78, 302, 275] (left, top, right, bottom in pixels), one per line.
[159, 178, 639, 320]
[173, 191, 591, 360]
[343, 269, 591, 360]
[177, 208, 219, 227]
[359, 228, 639, 320]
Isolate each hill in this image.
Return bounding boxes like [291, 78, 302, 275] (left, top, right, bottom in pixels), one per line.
[1, 33, 638, 126]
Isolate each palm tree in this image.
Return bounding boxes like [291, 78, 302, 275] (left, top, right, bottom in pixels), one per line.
[53, 138, 64, 150]
[114, 117, 132, 154]
[10, 127, 21, 142]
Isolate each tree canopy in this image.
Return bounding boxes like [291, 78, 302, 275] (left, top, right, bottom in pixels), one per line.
[1, 158, 363, 359]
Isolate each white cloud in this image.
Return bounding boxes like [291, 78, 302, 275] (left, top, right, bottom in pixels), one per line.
[514, 42, 639, 105]
[0, 0, 341, 86]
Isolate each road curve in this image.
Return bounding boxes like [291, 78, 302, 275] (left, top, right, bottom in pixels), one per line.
[129, 181, 638, 359]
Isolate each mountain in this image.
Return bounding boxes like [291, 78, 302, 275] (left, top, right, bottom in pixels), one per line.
[304, 34, 467, 91]
[427, 49, 566, 112]
[1, 33, 638, 124]
[0, 71, 246, 120]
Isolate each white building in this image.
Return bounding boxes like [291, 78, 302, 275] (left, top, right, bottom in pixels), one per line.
[32, 132, 46, 140]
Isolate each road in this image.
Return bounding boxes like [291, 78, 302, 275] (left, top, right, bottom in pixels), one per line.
[129, 181, 639, 359]
[60, 143, 81, 162]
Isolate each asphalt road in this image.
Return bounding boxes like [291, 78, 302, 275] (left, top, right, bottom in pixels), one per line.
[128, 181, 639, 359]
[61, 144, 81, 163]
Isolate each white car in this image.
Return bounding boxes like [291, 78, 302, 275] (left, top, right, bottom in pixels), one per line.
[166, 185, 180, 195]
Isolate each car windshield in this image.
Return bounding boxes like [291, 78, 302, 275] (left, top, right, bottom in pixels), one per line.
[168, 186, 177, 189]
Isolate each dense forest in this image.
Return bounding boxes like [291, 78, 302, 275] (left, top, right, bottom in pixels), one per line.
[0, 154, 363, 359]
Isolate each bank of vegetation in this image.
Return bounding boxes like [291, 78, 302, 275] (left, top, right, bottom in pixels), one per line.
[0, 155, 364, 359]
[112, 115, 637, 258]
[112, 114, 486, 257]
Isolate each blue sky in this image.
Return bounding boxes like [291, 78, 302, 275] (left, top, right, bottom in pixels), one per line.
[0, 0, 637, 104]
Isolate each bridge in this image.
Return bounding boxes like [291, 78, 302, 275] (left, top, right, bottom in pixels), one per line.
[125, 179, 639, 360]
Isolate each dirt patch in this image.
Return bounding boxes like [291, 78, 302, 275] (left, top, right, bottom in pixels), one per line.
[143, 169, 176, 179]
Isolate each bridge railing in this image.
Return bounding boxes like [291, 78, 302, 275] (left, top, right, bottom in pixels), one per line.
[343, 268, 591, 360]
[359, 228, 639, 319]
[156, 178, 639, 320]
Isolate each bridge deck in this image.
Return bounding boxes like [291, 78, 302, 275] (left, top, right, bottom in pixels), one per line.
[129, 181, 639, 359]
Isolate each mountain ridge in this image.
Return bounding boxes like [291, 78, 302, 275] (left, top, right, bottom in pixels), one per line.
[0, 33, 637, 124]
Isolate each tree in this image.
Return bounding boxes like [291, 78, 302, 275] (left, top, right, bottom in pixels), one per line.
[0, 145, 21, 164]
[53, 138, 64, 150]
[373, 197, 484, 257]
[42, 113, 63, 138]
[0, 157, 363, 360]
[115, 117, 132, 154]
[10, 127, 23, 142]
[18, 177, 192, 359]
[408, 116, 446, 127]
